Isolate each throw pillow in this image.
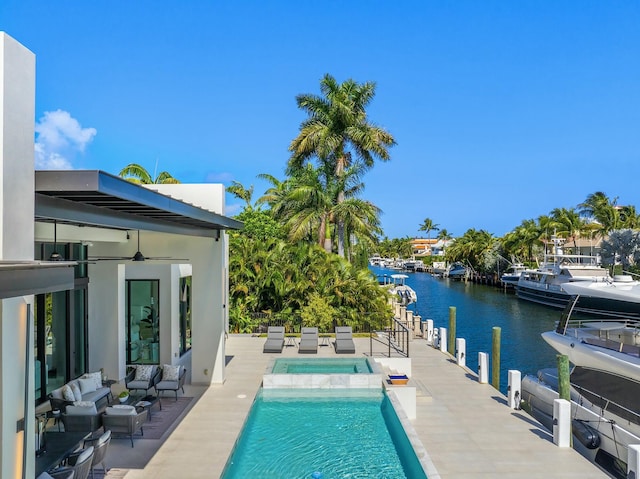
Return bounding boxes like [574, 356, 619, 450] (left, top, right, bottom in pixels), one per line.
[82, 371, 102, 389]
[162, 364, 181, 381]
[78, 377, 97, 394]
[50, 387, 64, 400]
[73, 401, 95, 407]
[69, 382, 83, 402]
[135, 365, 155, 382]
[61, 384, 75, 402]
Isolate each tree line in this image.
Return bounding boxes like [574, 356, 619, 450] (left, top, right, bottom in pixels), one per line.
[415, 192, 640, 275]
[119, 74, 398, 333]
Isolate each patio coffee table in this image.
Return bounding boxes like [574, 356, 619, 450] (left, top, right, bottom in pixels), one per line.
[123, 394, 161, 419]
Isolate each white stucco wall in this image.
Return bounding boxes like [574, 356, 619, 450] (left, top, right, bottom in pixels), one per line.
[0, 32, 36, 479]
[87, 262, 125, 380]
[87, 229, 226, 385]
[146, 183, 226, 214]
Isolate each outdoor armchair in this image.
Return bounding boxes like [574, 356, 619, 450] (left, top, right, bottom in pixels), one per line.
[125, 365, 160, 396]
[49, 445, 94, 479]
[102, 408, 148, 448]
[263, 326, 285, 353]
[155, 365, 187, 400]
[61, 412, 102, 433]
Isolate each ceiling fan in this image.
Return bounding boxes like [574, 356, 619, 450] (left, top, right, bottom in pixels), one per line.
[89, 230, 188, 262]
[47, 220, 91, 262]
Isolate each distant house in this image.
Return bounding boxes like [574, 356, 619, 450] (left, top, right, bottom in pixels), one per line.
[411, 238, 438, 256]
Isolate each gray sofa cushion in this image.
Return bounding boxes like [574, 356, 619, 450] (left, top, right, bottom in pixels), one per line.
[79, 386, 110, 404]
[126, 380, 152, 390]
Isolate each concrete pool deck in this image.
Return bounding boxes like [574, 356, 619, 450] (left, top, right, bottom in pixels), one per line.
[124, 334, 608, 478]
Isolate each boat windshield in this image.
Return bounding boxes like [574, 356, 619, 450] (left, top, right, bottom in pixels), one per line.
[571, 366, 640, 426]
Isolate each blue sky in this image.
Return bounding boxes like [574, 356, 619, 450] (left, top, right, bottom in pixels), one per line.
[2, 1, 639, 238]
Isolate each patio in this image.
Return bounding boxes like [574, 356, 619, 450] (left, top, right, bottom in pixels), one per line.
[120, 334, 606, 479]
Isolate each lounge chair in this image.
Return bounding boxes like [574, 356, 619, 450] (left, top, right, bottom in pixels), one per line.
[263, 326, 285, 353]
[334, 326, 356, 354]
[299, 327, 318, 354]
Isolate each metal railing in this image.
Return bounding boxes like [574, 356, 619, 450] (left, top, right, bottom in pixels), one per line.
[370, 317, 410, 358]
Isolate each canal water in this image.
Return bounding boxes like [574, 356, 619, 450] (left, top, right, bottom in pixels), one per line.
[371, 266, 561, 395]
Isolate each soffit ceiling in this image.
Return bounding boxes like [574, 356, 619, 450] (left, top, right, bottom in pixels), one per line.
[35, 170, 242, 238]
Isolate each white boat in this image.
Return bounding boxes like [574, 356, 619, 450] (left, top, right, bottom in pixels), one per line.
[431, 261, 447, 276]
[500, 263, 527, 287]
[378, 273, 417, 306]
[515, 236, 612, 309]
[562, 277, 640, 320]
[403, 259, 426, 272]
[446, 262, 468, 280]
[521, 296, 640, 477]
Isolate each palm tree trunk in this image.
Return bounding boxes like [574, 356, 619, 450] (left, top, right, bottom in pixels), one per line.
[322, 215, 332, 253]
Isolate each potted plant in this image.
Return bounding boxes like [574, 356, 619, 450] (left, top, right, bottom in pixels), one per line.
[118, 391, 130, 403]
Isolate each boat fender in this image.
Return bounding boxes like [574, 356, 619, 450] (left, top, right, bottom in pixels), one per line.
[572, 420, 600, 449]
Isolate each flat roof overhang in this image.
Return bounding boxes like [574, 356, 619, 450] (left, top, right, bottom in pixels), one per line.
[35, 170, 243, 238]
[0, 261, 75, 299]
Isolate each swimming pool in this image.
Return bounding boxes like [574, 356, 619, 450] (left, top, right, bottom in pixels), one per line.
[221, 388, 428, 478]
[272, 357, 373, 374]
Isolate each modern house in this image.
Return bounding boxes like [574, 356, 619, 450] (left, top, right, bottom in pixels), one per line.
[0, 32, 241, 478]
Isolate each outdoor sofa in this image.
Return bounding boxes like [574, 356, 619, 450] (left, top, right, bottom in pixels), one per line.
[48, 371, 110, 412]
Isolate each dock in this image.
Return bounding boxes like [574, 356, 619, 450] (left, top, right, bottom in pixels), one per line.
[126, 335, 609, 478]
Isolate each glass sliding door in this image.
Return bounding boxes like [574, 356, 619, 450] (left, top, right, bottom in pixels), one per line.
[35, 291, 69, 396]
[179, 276, 192, 356]
[126, 280, 160, 365]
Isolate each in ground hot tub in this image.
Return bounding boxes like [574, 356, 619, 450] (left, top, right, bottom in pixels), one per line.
[263, 357, 381, 389]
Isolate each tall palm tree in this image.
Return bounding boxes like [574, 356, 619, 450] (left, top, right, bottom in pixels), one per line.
[119, 163, 180, 184]
[281, 164, 336, 251]
[288, 73, 396, 257]
[419, 218, 440, 240]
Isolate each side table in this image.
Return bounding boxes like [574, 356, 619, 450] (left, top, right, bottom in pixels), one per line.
[102, 379, 117, 402]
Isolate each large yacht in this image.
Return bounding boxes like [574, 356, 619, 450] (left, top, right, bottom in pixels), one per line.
[515, 236, 611, 308]
[562, 277, 640, 320]
[522, 297, 640, 477]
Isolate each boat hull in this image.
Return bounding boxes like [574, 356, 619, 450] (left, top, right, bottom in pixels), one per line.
[515, 284, 570, 308]
[522, 373, 640, 475]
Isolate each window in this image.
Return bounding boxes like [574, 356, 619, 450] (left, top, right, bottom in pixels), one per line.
[126, 280, 160, 364]
[179, 276, 192, 356]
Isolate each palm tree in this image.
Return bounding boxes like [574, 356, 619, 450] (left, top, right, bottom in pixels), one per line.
[119, 163, 180, 184]
[226, 181, 255, 210]
[288, 73, 396, 257]
[550, 207, 585, 249]
[419, 218, 440, 240]
[437, 229, 452, 241]
[579, 192, 620, 236]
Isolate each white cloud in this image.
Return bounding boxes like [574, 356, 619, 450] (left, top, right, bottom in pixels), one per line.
[34, 110, 97, 169]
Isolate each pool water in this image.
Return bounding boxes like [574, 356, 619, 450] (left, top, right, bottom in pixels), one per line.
[272, 357, 372, 374]
[221, 389, 427, 479]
